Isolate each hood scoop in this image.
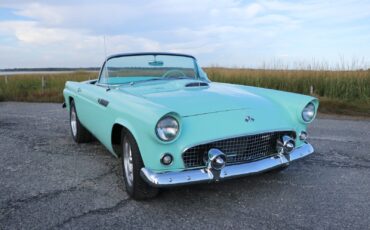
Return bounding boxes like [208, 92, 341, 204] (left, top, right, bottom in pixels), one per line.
[185, 82, 209, 87]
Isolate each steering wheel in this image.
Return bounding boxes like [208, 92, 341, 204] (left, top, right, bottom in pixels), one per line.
[162, 69, 187, 78]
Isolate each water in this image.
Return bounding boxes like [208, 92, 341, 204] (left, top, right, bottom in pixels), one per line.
[0, 70, 98, 76]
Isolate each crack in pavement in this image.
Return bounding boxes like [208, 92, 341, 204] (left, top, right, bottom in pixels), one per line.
[310, 136, 367, 144]
[0, 165, 118, 218]
[301, 151, 370, 169]
[304, 160, 370, 170]
[49, 198, 131, 229]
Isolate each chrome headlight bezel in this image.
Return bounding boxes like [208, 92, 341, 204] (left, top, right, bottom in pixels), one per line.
[301, 102, 316, 122]
[155, 115, 180, 142]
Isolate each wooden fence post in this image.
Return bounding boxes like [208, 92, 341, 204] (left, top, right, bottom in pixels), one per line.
[310, 85, 314, 95]
[4, 75, 8, 85]
[41, 76, 45, 94]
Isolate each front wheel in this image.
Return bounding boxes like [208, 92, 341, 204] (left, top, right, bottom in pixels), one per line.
[121, 131, 159, 200]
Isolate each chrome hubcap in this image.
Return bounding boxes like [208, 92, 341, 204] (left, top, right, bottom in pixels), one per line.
[70, 107, 77, 137]
[123, 139, 134, 186]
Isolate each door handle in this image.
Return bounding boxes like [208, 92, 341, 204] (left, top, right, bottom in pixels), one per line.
[98, 98, 109, 107]
[77, 88, 82, 93]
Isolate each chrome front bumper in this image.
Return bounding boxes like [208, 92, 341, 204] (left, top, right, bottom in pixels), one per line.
[140, 143, 314, 188]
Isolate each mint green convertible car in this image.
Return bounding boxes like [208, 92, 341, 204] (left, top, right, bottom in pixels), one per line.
[63, 52, 318, 199]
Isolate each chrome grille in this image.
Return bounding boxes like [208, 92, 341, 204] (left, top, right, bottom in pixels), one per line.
[182, 131, 295, 168]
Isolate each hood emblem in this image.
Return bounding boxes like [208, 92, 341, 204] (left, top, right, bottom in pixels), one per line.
[245, 115, 255, 122]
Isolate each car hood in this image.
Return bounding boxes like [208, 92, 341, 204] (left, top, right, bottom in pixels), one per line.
[119, 80, 278, 117]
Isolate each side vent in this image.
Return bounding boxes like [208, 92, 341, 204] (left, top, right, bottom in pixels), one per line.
[185, 82, 209, 87]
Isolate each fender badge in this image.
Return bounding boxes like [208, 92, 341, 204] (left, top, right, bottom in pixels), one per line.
[245, 115, 255, 122]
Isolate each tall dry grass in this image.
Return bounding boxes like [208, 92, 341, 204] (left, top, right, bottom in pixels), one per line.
[206, 68, 370, 101]
[0, 68, 369, 116]
[0, 71, 97, 102]
[206, 68, 370, 116]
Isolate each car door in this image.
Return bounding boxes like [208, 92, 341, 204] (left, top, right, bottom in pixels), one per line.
[76, 81, 115, 146]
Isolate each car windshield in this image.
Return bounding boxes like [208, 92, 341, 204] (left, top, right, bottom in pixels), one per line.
[99, 54, 198, 85]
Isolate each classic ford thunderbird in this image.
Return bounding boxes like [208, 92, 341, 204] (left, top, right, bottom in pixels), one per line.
[63, 52, 318, 199]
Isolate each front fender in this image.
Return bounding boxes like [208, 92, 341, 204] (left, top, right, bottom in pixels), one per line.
[239, 85, 319, 124]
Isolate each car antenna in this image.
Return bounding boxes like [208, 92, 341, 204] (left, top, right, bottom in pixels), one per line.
[104, 36, 111, 91]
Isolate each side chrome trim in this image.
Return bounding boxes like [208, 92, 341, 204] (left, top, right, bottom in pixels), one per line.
[141, 143, 314, 188]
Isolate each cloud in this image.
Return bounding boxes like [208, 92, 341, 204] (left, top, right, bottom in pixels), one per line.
[0, 0, 370, 68]
[0, 21, 72, 44]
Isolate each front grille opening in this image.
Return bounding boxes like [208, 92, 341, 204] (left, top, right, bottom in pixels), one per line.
[182, 131, 295, 168]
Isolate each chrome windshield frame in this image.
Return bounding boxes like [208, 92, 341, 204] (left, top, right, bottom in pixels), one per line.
[97, 52, 200, 84]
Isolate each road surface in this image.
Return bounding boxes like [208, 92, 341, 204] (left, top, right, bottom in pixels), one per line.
[0, 102, 369, 229]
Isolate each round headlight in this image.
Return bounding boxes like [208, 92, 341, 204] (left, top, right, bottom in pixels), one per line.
[302, 102, 316, 122]
[156, 116, 179, 141]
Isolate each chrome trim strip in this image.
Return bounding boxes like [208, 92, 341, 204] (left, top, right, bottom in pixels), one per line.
[181, 108, 249, 118]
[141, 143, 314, 188]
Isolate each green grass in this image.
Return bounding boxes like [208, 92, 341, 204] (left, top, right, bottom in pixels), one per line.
[0, 68, 369, 116]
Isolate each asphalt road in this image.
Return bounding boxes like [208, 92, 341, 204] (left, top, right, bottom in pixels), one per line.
[0, 102, 369, 230]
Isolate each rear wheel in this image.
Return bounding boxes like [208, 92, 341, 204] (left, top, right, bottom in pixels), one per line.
[121, 131, 159, 200]
[70, 100, 92, 143]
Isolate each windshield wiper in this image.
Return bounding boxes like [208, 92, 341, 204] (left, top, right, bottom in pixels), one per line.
[120, 76, 193, 87]
[127, 78, 163, 86]
[164, 76, 192, 80]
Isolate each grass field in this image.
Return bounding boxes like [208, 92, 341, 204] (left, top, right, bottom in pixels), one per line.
[206, 68, 370, 116]
[0, 68, 369, 116]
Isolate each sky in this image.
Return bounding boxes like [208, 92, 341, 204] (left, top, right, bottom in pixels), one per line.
[1, 0, 370, 69]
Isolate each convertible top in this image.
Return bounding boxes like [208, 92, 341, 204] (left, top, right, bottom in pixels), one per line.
[107, 52, 196, 61]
